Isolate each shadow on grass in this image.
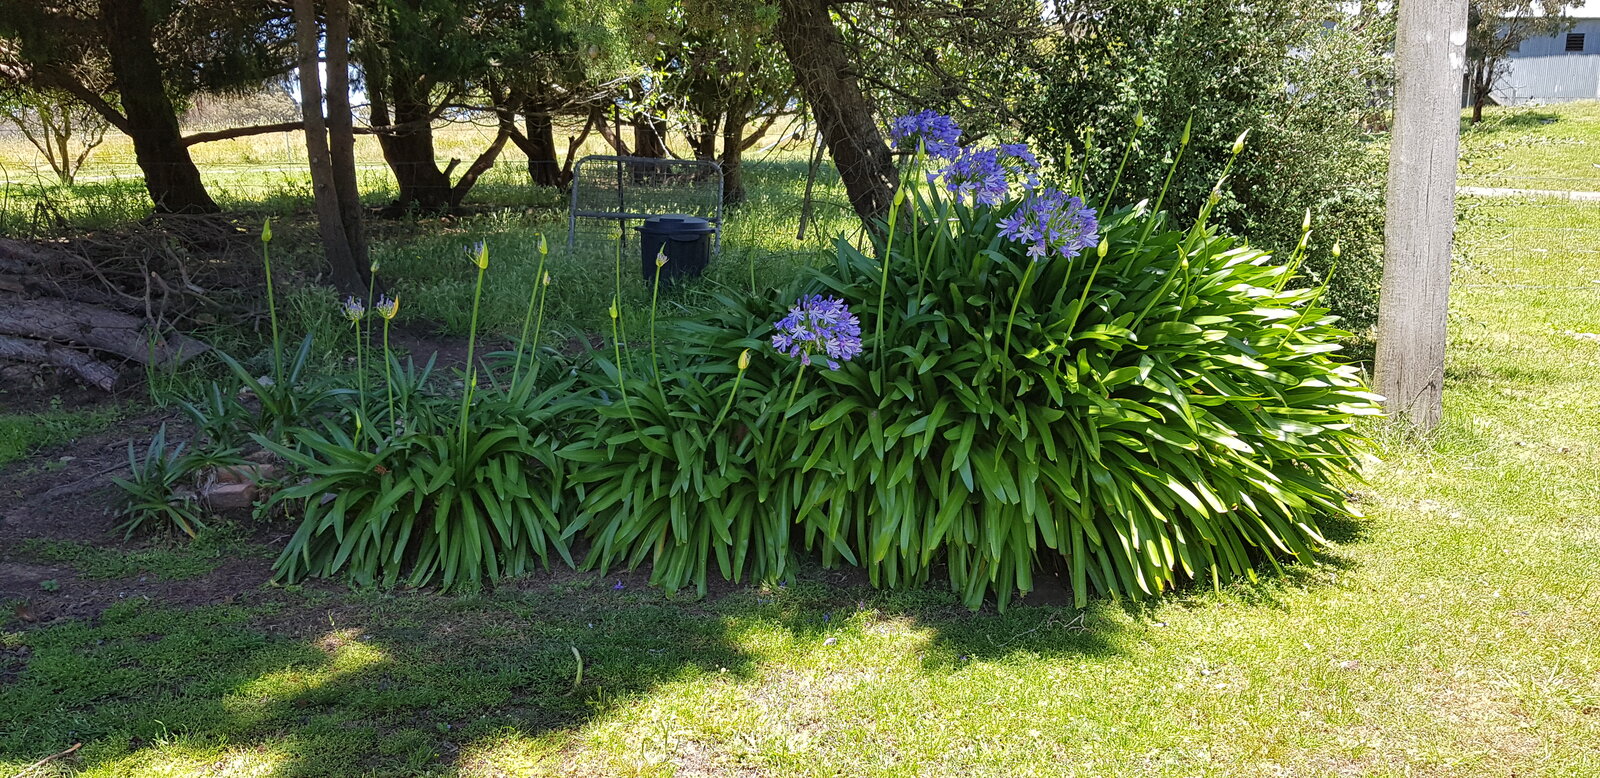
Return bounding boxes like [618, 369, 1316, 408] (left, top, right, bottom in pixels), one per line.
[1463, 109, 1562, 135]
[0, 559, 1134, 778]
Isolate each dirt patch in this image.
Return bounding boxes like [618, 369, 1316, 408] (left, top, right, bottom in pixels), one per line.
[2, 555, 278, 623]
[0, 409, 287, 621]
[0, 410, 177, 545]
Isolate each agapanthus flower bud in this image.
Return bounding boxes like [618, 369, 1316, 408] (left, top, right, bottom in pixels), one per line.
[1180, 117, 1192, 146]
[376, 295, 400, 321]
[341, 296, 365, 323]
[1098, 237, 1109, 259]
[1231, 129, 1249, 155]
[261, 218, 272, 243]
[467, 241, 489, 269]
[655, 250, 668, 268]
[1301, 208, 1312, 233]
[608, 298, 618, 320]
[370, 259, 380, 274]
[1133, 109, 1145, 129]
[737, 348, 751, 370]
[538, 234, 548, 256]
[542, 271, 551, 287]
[1332, 242, 1342, 259]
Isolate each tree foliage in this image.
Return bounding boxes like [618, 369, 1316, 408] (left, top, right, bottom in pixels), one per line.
[0, 86, 109, 184]
[0, 0, 295, 212]
[1020, 0, 1393, 331]
[1465, 0, 1585, 122]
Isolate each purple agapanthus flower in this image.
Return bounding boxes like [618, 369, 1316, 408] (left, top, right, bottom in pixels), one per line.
[936, 148, 1011, 206]
[997, 143, 1041, 189]
[770, 295, 863, 370]
[889, 110, 962, 160]
[998, 188, 1100, 260]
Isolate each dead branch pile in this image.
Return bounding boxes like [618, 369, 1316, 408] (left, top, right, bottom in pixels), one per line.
[0, 214, 262, 391]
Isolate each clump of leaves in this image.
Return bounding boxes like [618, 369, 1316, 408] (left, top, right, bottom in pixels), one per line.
[258, 241, 575, 591]
[572, 176, 1378, 609]
[112, 424, 206, 539]
[566, 318, 789, 594]
[257, 382, 576, 591]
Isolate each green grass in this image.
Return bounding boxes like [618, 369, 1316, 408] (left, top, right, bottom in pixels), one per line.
[13, 529, 266, 581]
[0, 402, 126, 466]
[3, 194, 1599, 777]
[1460, 100, 1600, 190]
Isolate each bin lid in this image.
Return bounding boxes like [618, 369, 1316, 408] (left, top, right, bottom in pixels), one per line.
[636, 214, 716, 234]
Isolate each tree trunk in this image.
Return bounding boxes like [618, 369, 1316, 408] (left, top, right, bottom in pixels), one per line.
[376, 96, 452, 213]
[100, 0, 217, 214]
[594, 106, 631, 155]
[720, 113, 748, 206]
[448, 109, 513, 208]
[295, 0, 366, 295]
[775, 0, 897, 224]
[634, 112, 667, 158]
[1376, 0, 1467, 431]
[520, 102, 563, 187]
[324, 0, 369, 276]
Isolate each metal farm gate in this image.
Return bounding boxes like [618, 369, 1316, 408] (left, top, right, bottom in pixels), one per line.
[566, 155, 723, 251]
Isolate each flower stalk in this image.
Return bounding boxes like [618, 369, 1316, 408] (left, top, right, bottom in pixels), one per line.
[708, 348, 751, 438]
[457, 242, 489, 453]
[650, 250, 667, 393]
[260, 219, 283, 386]
[341, 295, 367, 441]
[513, 234, 550, 386]
[376, 295, 399, 431]
[609, 295, 634, 423]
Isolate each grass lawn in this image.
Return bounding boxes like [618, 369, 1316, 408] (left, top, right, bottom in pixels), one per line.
[1459, 100, 1600, 190]
[3, 112, 1599, 777]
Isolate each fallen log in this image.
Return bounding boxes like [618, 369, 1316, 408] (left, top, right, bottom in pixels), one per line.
[0, 294, 209, 365]
[0, 334, 120, 391]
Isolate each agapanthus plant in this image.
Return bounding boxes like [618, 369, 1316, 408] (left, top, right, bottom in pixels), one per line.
[889, 110, 962, 159]
[771, 294, 863, 371]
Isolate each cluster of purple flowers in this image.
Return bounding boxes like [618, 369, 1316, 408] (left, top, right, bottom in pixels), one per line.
[934, 148, 1011, 206]
[889, 110, 963, 160]
[997, 188, 1101, 260]
[771, 295, 863, 370]
[895, 111, 1051, 209]
[997, 143, 1041, 189]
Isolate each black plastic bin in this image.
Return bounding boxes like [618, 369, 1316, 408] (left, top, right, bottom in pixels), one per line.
[636, 214, 716, 285]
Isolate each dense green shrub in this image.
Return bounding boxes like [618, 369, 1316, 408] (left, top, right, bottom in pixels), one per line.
[1018, 0, 1392, 330]
[571, 166, 1379, 608]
